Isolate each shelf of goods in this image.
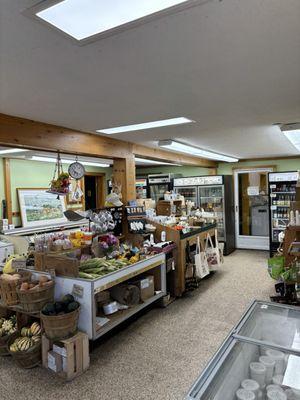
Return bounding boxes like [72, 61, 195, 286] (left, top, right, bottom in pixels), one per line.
[53, 252, 166, 340]
[186, 300, 300, 399]
[148, 221, 216, 297]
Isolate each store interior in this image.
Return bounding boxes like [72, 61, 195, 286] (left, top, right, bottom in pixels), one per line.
[1, 1, 300, 400]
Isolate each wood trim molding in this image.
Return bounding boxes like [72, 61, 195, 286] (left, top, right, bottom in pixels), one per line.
[0, 113, 215, 167]
[3, 158, 12, 224]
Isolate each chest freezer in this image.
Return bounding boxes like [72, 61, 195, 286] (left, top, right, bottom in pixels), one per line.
[186, 301, 300, 399]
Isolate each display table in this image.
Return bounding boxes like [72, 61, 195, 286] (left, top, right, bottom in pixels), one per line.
[149, 221, 217, 297]
[54, 252, 166, 340]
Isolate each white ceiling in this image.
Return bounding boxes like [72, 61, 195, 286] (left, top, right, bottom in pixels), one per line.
[0, 0, 300, 160]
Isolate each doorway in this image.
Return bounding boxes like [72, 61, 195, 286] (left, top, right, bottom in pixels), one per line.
[84, 173, 105, 210]
[234, 167, 274, 250]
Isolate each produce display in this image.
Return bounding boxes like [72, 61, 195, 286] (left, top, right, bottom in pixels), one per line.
[9, 322, 42, 353]
[0, 315, 17, 337]
[19, 275, 53, 292]
[79, 251, 141, 280]
[41, 294, 80, 316]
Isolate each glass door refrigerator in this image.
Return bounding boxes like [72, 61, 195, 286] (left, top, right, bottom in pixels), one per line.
[174, 175, 235, 255]
[147, 174, 173, 203]
[186, 300, 300, 400]
[268, 171, 298, 257]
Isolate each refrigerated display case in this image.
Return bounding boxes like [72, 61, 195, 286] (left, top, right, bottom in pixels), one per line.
[148, 174, 173, 203]
[173, 176, 235, 255]
[135, 178, 148, 199]
[268, 171, 298, 257]
[186, 300, 300, 399]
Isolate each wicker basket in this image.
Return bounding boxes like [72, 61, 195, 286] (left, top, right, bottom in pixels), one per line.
[0, 271, 32, 306]
[40, 307, 80, 340]
[17, 281, 55, 313]
[0, 331, 18, 356]
[7, 336, 41, 368]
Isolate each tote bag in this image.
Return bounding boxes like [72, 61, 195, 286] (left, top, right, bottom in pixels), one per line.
[195, 236, 210, 279]
[205, 231, 222, 269]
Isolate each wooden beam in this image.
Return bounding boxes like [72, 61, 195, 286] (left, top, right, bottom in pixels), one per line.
[112, 156, 136, 203]
[3, 158, 12, 224]
[0, 113, 215, 167]
[132, 143, 217, 168]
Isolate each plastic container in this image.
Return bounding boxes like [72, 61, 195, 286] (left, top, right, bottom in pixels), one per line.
[250, 362, 267, 388]
[259, 356, 275, 384]
[266, 349, 285, 375]
[267, 390, 287, 400]
[241, 379, 260, 394]
[236, 389, 256, 400]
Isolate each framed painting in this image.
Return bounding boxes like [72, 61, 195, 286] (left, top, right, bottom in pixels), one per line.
[17, 188, 67, 227]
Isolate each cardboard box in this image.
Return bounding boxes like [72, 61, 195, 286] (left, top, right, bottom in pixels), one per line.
[133, 275, 154, 302]
[53, 343, 67, 357]
[48, 350, 63, 373]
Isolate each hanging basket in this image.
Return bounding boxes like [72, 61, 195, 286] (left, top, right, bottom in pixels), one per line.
[48, 153, 70, 196]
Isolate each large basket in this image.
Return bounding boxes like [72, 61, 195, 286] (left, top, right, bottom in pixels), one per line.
[7, 336, 41, 368]
[0, 271, 32, 306]
[17, 282, 55, 313]
[40, 307, 80, 340]
[0, 331, 19, 356]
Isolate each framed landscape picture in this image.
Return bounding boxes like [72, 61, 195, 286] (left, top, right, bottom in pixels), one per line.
[17, 188, 67, 227]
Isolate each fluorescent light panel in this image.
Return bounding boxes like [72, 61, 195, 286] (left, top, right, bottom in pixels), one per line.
[0, 148, 30, 155]
[282, 129, 300, 152]
[97, 117, 194, 135]
[159, 140, 239, 162]
[31, 156, 110, 168]
[134, 157, 181, 166]
[36, 0, 190, 41]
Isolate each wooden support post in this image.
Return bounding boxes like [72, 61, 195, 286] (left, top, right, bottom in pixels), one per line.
[112, 156, 136, 204]
[3, 158, 12, 224]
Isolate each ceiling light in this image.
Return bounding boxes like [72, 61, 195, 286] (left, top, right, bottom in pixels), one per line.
[31, 156, 110, 168]
[135, 157, 181, 166]
[158, 140, 239, 162]
[281, 123, 300, 152]
[0, 148, 30, 155]
[36, 0, 190, 41]
[97, 117, 194, 134]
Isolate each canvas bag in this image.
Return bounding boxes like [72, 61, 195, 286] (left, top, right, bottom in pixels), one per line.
[194, 236, 210, 279]
[205, 231, 221, 269]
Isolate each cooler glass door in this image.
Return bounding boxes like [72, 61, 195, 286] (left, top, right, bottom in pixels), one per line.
[150, 184, 169, 203]
[174, 186, 198, 205]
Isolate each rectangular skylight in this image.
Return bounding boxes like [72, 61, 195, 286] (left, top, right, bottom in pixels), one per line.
[159, 140, 239, 162]
[36, 0, 190, 41]
[97, 117, 194, 134]
[0, 148, 30, 154]
[283, 129, 300, 151]
[31, 156, 110, 168]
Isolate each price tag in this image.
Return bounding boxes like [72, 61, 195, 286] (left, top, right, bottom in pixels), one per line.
[271, 205, 277, 210]
[270, 184, 276, 189]
[72, 284, 84, 298]
[270, 194, 276, 198]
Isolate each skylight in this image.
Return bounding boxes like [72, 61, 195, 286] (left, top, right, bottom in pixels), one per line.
[36, 0, 190, 41]
[97, 117, 194, 134]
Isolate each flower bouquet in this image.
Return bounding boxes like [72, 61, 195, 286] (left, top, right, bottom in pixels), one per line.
[100, 234, 119, 258]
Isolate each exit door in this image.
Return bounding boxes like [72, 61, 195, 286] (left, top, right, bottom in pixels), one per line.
[234, 168, 273, 250]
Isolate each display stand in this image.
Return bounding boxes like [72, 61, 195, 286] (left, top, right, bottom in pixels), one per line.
[149, 221, 216, 297]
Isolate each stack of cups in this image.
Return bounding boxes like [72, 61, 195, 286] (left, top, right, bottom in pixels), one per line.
[259, 356, 275, 385]
[250, 362, 267, 388]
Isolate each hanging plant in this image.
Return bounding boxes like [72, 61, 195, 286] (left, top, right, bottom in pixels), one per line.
[47, 153, 70, 196]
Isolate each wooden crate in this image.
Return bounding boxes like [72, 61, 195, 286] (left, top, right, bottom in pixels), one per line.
[42, 332, 89, 381]
[34, 252, 79, 277]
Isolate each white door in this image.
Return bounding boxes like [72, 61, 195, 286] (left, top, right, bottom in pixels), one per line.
[234, 168, 274, 250]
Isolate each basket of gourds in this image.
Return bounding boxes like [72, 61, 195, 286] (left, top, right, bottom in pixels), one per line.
[7, 322, 42, 368]
[0, 315, 18, 356]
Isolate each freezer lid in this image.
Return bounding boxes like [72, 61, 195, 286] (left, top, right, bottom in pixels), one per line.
[233, 301, 300, 355]
[174, 176, 223, 187]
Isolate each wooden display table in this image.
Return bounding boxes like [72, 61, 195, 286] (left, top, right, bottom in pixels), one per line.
[149, 221, 216, 297]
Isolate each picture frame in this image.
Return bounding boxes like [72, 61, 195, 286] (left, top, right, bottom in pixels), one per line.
[17, 188, 67, 227]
